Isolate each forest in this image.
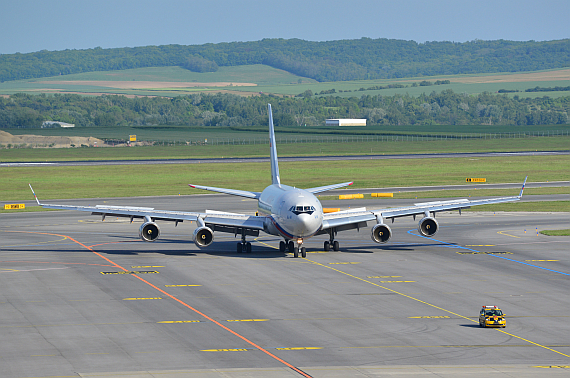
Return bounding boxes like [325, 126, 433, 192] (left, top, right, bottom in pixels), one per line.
[1, 91, 568, 129]
[1, 38, 569, 83]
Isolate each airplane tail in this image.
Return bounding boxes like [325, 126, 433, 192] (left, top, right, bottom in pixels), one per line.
[268, 104, 281, 186]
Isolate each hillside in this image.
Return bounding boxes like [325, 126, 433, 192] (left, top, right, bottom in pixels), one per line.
[1, 38, 569, 83]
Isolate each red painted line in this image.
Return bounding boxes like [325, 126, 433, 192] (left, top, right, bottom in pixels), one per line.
[7, 230, 312, 377]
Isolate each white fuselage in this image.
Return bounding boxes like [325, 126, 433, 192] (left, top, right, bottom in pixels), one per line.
[258, 184, 323, 241]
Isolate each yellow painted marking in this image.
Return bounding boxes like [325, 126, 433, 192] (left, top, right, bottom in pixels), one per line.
[275, 347, 323, 350]
[534, 366, 570, 368]
[328, 262, 360, 265]
[302, 257, 570, 359]
[132, 266, 164, 268]
[498, 230, 520, 238]
[456, 251, 512, 255]
[380, 280, 415, 283]
[165, 284, 202, 287]
[201, 349, 248, 352]
[408, 316, 450, 319]
[368, 276, 401, 278]
[226, 319, 269, 322]
[101, 271, 159, 275]
[525, 260, 559, 262]
[122, 297, 162, 301]
[157, 320, 200, 323]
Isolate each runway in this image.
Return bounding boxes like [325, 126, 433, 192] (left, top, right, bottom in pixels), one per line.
[1, 149, 568, 167]
[1, 195, 569, 377]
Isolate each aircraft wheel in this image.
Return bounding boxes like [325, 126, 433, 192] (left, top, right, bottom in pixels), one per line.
[333, 241, 340, 251]
[301, 247, 306, 258]
[246, 242, 252, 253]
[293, 248, 299, 258]
[288, 241, 295, 253]
[324, 241, 330, 251]
[279, 241, 286, 253]
[237, 242, 243, 253]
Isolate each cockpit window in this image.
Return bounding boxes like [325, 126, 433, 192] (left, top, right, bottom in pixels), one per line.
[290, 205, 315, 215]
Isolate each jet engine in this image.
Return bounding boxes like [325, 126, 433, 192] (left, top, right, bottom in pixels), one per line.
[139, 221, 160, 242]
[193, 226, 214, 248]
[418, 217, 438, 237]
[371, 223, 392, 243]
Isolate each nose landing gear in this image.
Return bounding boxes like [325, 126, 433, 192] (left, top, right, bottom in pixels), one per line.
[284, 239, 306, 258]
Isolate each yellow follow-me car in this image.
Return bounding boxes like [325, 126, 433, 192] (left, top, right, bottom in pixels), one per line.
[479, 305, 506, 328]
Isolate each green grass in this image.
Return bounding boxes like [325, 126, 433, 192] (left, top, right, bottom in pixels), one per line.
[2, 136, 569, 162]
[2, 155, 568, 201]
[540, 229, 570, 236]
[464, 201, 570, 212]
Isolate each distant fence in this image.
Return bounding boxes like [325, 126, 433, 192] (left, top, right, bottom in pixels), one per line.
[144, 129, 570, 146]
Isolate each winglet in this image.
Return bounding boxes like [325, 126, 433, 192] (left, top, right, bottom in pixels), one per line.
[29, 183, 41, 205]
[268, 104, 281, 186]
[518, 176, 528, 198]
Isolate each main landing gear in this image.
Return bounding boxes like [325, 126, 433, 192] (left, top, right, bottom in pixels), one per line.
[281, 240, 306, 258]
[323, 230, 340, 251]
[237, 231, 251, 253]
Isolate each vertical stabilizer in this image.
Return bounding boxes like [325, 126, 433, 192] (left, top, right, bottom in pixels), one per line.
[268, 104, 281, 186]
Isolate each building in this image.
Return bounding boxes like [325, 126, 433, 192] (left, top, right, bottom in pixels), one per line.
[325, 119, 367, 126]
[42, 121, 75, 128]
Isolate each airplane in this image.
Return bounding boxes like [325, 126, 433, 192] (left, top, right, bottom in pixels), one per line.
[30, 104, 527, 258]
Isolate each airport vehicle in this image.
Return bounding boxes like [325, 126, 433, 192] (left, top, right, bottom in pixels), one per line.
[30, 104, 526, 258]
[479, 305, 506, 328]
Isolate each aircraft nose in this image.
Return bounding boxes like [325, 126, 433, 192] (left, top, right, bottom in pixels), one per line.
[297, 213, 320, 236]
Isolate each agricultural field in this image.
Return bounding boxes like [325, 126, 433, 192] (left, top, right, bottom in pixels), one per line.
[1, 65, 570, 99]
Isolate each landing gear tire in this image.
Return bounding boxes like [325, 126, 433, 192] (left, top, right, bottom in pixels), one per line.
[293, 248, 299, 258]
[324, 241, 330, 251]
[279, 241, 286, 253]
[333, 241, 340, 251]
[237, 242, 242, 253]
[246, 242, 252, 253]
[288, 241, 295, 254]
[301, 247, 306, 258]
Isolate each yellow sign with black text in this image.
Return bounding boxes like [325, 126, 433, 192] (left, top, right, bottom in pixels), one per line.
[466, 178, 486, 182]
[4, 204, 25, 210]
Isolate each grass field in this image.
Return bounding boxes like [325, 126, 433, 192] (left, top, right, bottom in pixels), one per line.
[2, 136, 569, 162]
[540, 228, 570, 236]
[2, 65, 569, 99]
[2, 154, 568, 201]
[464, 201, 570, 212]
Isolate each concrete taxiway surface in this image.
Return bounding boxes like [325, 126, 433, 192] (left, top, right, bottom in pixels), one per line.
[1, 195, 569, 378]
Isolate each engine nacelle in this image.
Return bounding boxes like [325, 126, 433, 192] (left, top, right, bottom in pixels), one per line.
[371, 223, 392, 243]
[193, 226, 214, 248]
[418, 217, 438, 237]
[139, 222, 160, 242]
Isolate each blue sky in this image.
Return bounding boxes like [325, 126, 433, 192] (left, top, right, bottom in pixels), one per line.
[1, 0, 569, 54]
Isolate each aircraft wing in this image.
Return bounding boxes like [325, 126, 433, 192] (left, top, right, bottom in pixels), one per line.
[320, 177, 527, 230]
[29, 185, 266, 232]
[189, 184, 261, 199]
[306, 181, 353, 194]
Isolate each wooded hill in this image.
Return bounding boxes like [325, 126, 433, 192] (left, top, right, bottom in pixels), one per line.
[1, 38, 569, 83]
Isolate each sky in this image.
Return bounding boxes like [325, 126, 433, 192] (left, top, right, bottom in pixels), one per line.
[1, 0, 569, 55]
